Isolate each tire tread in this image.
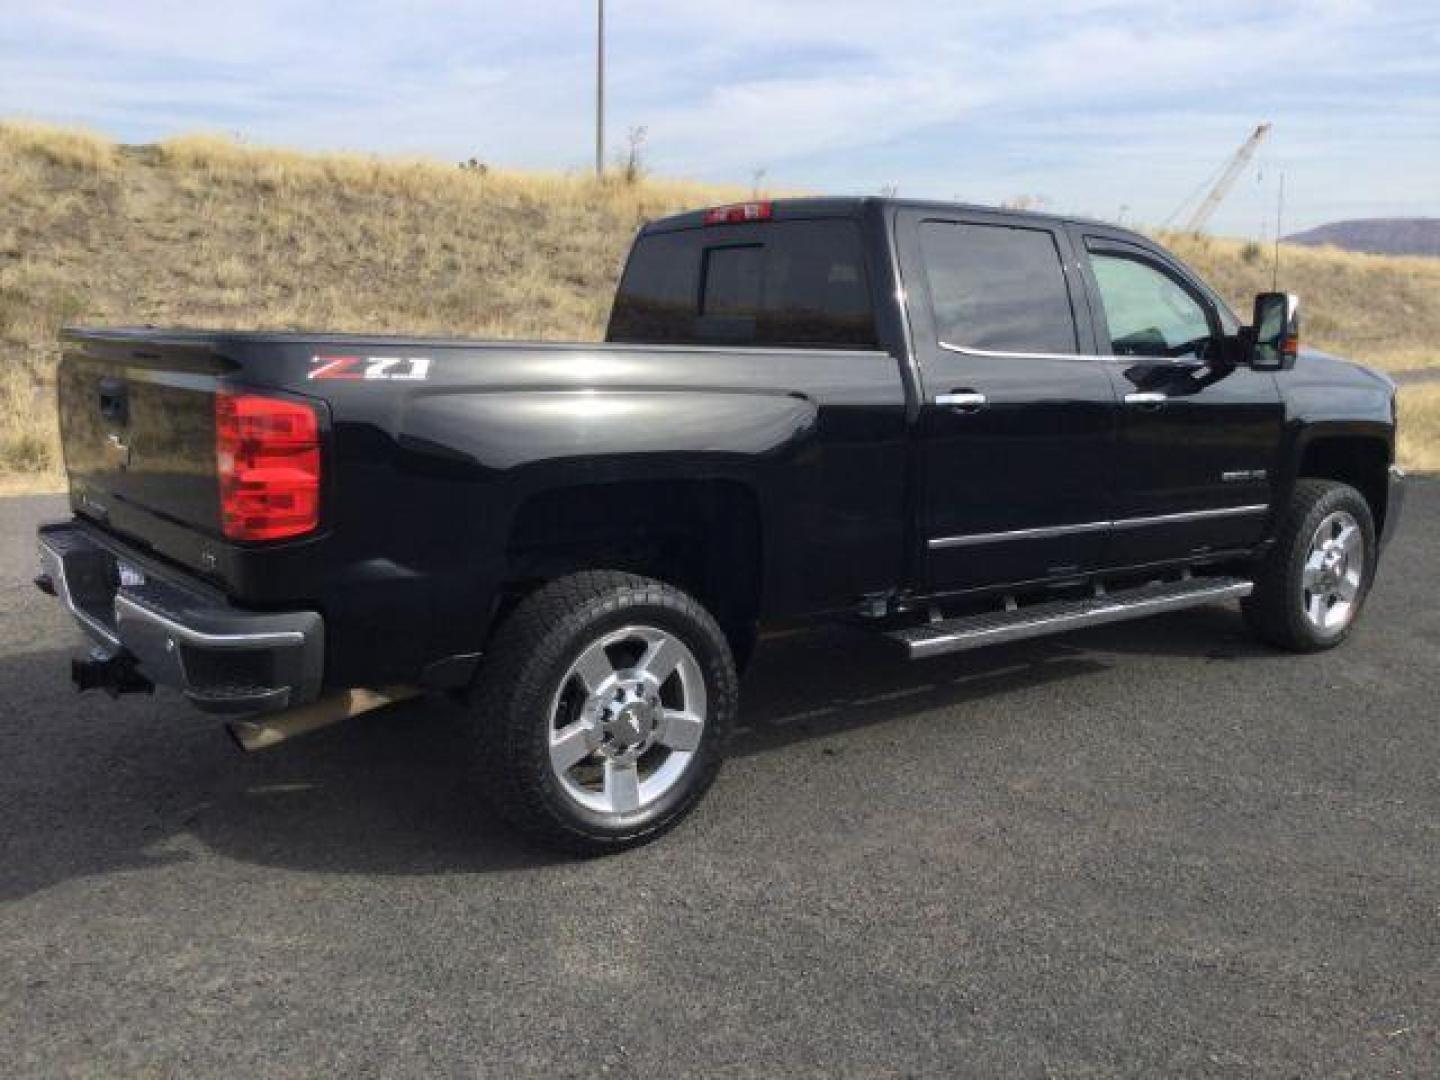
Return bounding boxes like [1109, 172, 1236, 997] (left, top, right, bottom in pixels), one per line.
[470, 571, 735, 854]
[1243, 479, 1374, 652]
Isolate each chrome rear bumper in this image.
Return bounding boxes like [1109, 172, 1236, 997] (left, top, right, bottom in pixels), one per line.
[36, 522, 324, 715]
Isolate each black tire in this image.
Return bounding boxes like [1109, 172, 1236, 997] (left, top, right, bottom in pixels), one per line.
[1243, 479, 1377, 652]
[469, 571, 737, 854]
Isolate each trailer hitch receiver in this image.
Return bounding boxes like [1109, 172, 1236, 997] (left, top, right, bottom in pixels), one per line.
[71, 651, 155, 698]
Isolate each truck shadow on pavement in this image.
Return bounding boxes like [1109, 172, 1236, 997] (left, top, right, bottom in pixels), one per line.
[2, 606, 1270, 898]
[732, 604, 1266, 757]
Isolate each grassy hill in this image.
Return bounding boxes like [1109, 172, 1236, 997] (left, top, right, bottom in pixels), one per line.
[0, 121, 746, 484]
[2, 120, 1436, 484]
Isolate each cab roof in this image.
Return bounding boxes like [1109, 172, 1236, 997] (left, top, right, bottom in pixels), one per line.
[644, 196, 1125, 239]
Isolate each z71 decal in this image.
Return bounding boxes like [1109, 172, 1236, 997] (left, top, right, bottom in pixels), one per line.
[308, 355, 432, 381]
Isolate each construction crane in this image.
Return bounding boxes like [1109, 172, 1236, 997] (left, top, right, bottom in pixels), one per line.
[1179, 123, 1272, 233]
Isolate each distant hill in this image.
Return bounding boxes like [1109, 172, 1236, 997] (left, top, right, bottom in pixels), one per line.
[1285, 218, 1440, 257]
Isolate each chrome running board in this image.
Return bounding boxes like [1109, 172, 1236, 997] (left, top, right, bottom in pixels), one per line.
[888, 577, 1254, 660]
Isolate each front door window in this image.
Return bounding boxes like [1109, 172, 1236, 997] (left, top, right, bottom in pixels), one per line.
[1088, 252, 1215, 361]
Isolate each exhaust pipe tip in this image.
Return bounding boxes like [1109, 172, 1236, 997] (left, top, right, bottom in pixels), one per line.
[226, 718, 278, 753]
[227, 686, 420, 752]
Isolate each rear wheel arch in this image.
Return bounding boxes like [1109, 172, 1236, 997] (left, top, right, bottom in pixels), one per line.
[496, 477, 764, 664]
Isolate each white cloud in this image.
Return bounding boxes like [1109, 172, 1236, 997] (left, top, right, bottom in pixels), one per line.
[1, 0, 1435, 231]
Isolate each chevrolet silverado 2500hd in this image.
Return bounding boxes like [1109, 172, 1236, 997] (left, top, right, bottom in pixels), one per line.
[37, 198, 1404, 852]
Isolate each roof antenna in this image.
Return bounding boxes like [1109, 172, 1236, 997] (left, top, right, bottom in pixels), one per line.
[1272, 171, 1285, 291]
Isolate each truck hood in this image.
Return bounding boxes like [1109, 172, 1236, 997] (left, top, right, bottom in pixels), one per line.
[1293, 347, 1397, 394]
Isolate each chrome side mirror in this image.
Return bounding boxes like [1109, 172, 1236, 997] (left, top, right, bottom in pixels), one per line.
[1249, 292, 1299, 371]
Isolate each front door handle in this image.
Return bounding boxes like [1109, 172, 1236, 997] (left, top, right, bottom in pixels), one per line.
[935, 391, 987, 412]
[1124, 391, 1167, 408]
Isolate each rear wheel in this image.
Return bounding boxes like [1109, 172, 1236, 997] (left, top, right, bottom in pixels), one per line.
[469, 571, 737, 854]
[1243, 479, 1376, 652]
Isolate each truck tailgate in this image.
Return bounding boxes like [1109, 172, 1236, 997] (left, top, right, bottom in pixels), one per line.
[57, 332, 226, 535]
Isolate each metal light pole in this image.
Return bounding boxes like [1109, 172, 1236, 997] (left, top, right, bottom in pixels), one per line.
[595, 0, 605, 177]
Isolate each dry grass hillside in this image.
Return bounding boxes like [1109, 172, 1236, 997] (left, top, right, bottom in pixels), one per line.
[1159, 231, 1440, 374]
[0, 121, 746, 482]
[2, 120, 1436, 486]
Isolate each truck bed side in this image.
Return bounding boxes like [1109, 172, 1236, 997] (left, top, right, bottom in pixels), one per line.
[56, 329, 909, 688]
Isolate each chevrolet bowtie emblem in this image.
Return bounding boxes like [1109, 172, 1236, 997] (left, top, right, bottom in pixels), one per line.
[104, 432, 131, 470]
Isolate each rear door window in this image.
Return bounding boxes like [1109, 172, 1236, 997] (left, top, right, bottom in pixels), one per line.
[607, 219, 877, 348]
[918, 221, 1079, 355]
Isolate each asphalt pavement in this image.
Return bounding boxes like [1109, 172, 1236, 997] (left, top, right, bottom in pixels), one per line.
[2, 487, 1437, 1077]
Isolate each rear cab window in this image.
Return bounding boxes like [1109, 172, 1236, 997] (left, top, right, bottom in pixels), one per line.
[607, 219, 878, 349]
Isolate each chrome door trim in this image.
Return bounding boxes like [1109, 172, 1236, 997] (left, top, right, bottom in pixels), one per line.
[927, 519, 1112, 550]
[926, 504, 1269, 550]
[1108, 504, 1268, 530]
[937, 340, 1093, 362]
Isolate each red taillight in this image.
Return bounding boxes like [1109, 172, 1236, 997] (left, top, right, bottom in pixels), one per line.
[215, 391, 322, 542]
[703, 201, 773, 226]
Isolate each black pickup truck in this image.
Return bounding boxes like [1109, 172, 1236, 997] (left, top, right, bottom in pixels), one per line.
[37, 198, 1404, 852]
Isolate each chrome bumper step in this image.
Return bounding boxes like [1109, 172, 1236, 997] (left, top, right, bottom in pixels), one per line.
[888, 576, 1254, 659]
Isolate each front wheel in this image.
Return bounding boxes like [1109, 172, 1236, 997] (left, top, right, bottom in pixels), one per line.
[469, 571, 737, 854]
[1243, 479, 1377, 652]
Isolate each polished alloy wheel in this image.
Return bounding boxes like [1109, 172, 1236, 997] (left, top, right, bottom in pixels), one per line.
[547, 625, 707, 815]
[1300, 510, 1364, 633]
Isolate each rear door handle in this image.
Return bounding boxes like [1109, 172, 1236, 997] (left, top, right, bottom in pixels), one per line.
[935, 391, 987, 412]
[1124, 391, 1167, 407]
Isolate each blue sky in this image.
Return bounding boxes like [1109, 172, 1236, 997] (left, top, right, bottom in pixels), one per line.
[3, 0, 1437, 234]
